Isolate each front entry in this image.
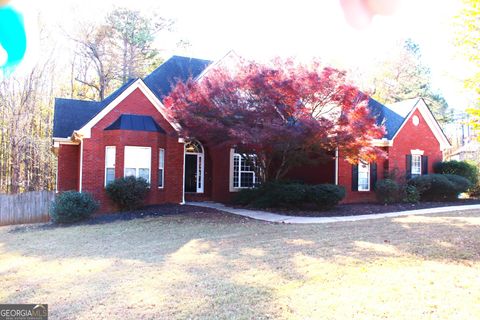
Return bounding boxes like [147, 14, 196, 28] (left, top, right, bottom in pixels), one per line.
[184, 140, 204, 193]
[185, 154, 198, 192]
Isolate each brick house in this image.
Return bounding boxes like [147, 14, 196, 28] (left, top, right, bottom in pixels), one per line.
[52, 55, 451, 212]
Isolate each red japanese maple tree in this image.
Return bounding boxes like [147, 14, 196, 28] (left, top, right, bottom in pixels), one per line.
[164, 57, 384, 181]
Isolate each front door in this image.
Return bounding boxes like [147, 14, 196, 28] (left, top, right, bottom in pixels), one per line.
[185, 154, 197, 192]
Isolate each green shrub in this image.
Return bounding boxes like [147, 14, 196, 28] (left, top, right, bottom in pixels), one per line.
[444, 174, 473, 194]
[375, 179, 400, 204]
[50, 191, 98, 224]
[105, 176, 149, 210]
[408, 174, 472, 201]
[231, 188, 258, 206]
[402, 185, 420, 203]
[232, 181, 345, 210]
[305, 184, 346, 209]
[249, 182, 307, 208]
[433, 160, 478, 185]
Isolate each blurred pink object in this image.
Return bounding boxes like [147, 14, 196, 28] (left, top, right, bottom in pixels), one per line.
[340, 0, 401, 29]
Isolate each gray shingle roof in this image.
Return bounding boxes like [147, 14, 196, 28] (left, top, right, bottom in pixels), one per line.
[53, 99, 104, 139]
[143, 55, 212, 100]
[53, 55, 427, 142]
[53, 79, 137, 138]
[367, 97, 409, 140]
[53, 56, 212, 138]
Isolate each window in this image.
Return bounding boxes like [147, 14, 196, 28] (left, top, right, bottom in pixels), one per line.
[105, 146, 116, 186]
[358, 161, 370, 191]
[411, 154, 421, 177]
[158, 148, 165, 188]
[233, 153, 256, 188]
[124, 146, 151, 183]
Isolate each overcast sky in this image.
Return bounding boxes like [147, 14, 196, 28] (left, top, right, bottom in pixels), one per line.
[12, 0, 473, 111]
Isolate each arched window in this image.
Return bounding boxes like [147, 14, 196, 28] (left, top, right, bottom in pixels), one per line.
[185, 140, 203, 154]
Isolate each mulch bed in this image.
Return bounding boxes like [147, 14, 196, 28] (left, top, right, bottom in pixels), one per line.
[259, 199, 480, 217]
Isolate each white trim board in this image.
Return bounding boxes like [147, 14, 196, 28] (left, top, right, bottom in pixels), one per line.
[52, 138, 79, 148]
[76, 79, 180, 139]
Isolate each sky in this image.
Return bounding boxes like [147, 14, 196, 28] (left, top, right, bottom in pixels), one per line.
[7, 0, 474, 111]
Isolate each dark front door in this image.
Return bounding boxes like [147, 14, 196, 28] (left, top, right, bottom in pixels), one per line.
[185, 154, 197, 192]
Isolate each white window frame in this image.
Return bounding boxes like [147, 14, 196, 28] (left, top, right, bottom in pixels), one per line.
[358, 161, 370, 192]
[124, 146, 151, 184]
[411, 154, 422, 177]
[104, 146, 116, 187]
[158, 148, 165, 188]
[232, 152, 257, 189]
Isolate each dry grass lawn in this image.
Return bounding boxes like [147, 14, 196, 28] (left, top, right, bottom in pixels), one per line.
[0, 207, 479, 319]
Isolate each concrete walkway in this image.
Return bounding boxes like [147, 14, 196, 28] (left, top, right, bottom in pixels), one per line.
[187, 201, 480, 224]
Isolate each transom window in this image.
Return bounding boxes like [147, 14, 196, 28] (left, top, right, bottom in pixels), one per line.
[233, 153, 257, 188]
[124, 146, 151, 183]
[185, 141, 203, 153]
[358, 161, 370, 191]
[411, 154, 421, 177]
[104, 146, 116, 186]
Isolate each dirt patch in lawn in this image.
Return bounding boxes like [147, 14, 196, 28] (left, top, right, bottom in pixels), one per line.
[256, 199, 480, 217]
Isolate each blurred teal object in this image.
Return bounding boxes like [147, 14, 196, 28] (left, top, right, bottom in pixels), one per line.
[0, 5, 26, 68]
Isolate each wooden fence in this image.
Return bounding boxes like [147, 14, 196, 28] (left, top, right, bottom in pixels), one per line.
[0, 191, 55, 226]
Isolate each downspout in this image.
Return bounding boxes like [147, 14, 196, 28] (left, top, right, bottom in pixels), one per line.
[335, 148, 339, 185]
[79, 139, 84, 192]
[180, 138, 186, 204]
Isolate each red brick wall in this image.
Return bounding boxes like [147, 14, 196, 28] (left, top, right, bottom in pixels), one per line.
[208, 148, 337, 203]
[285, 156, 336, 184]
[338, 149, 388, 204]
[387, 109, 442, 180]
[340, 108, 443, 203]
[59, 88, 445, 209]
[80, 88, 184, 212]
[210, 146, 233, 203]
[57, 144, 80, 192]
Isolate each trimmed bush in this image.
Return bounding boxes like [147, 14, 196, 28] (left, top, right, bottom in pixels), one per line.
[305, 184, 346, 209]
[50, 191, 98, 224]
[105, 176, 149, 210]
[402, 185, 420, 203]
[408, 174, 472, 201]
[232, 181, 345, 210]
[375, 179, 400, 204]
[433, 160, 478, 185]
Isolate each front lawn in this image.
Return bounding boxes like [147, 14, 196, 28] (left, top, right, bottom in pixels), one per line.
[1, 206, 479, 319]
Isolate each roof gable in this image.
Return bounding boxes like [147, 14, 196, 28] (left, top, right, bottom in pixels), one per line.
[390, 98, 451, 150]
[52, 79, 137, 138]
[53, 56, 211, 139]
